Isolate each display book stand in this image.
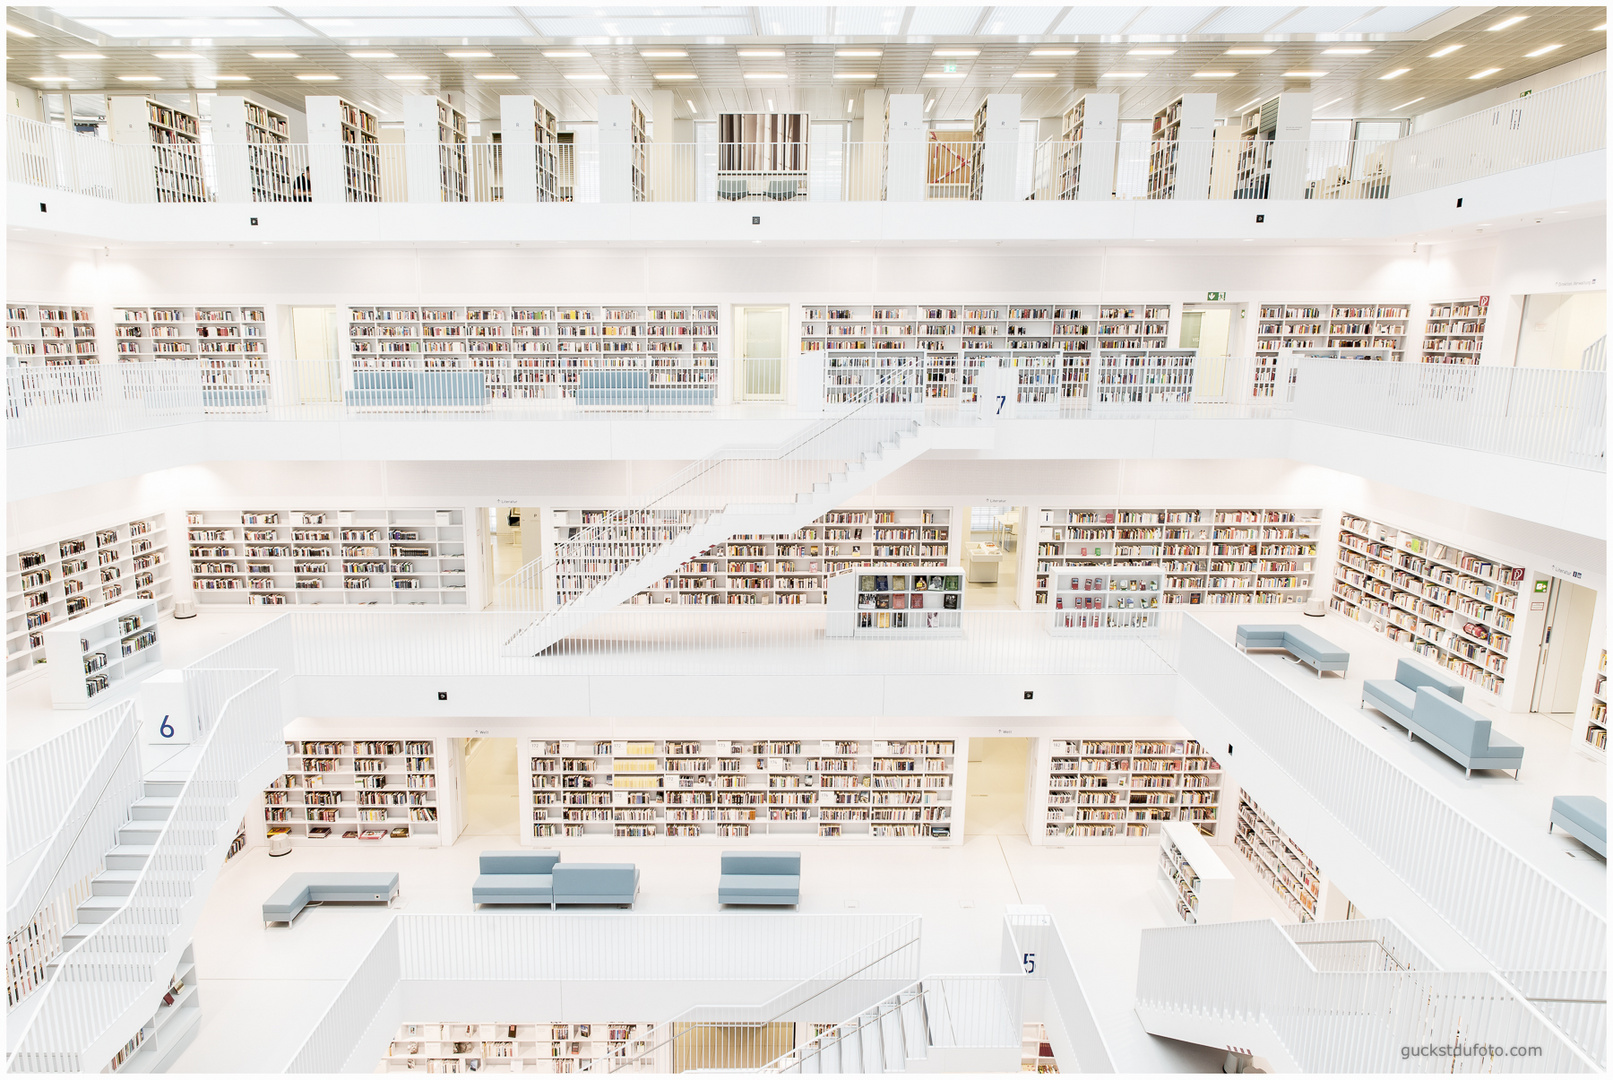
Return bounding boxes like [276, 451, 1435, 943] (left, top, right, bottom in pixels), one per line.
[381, 1021, 663, 1073]
[1039, 737, 1222, 842]
[1234, 789, 1333, 923]
[263, 738, 444, 846]
[1158, 821, 1233, 925]
[1584, 650, 1607, 756]
[42, 597, 161, 708]
[522, 737, 959, 843]
[5, 303, 95, 365]
[826, 566, 964, 637]
[1331, 511, 1518, 698]
[108, 945, 199, 1073]
[1048, 566, 1162, 632]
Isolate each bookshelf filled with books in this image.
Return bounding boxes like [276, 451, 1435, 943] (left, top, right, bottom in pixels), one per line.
[1039, 737, 1223, 843]
[525, 737, 959, 843]
[213, 95, 294, 202]
[1331, 512, 1519, 697]
[1090, 350, 1197, 409]
[1421, 298, 1488, 364]
[1031, 507, 1319, 608]
[347, 305, 719, 400]
[1147, 94, 1215, 200]
[7, 515, 171, 678]
[1048, 566, 1162, 631]
[264, 738, 447, 846]
[827, 567, 964, 636]
[109, 945, 199, 1073]
[307, 96, 381, 202]
[548, 506, 953, 607]
[1234, 790, 1324, 922]
[42, 597, 162, 708]
[382, 1021, 662, 1073]
[803, 304, 1171, 404]
[109, 96, 208, 203]
[112, 305, 267, 366]
[1254, 301, 1410, 388]
[1585, 650, 1606, 756]
[1158, 821, 1233, 924]
[185, 507, 467, 606]
[404, 94, 470, 202]
[6, 303, 96, 365]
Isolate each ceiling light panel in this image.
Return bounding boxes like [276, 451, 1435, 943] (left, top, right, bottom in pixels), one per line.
[1028, 48, 1077, 56]
[655, 72, 699, 80]
[1487, 16, 1528, 31]
[833, 72, 878, 79]
[1378, 68, 1411, 79]
[736, 49, 785, 57]
[1468, 67, 1501, 78]
[836, 49, 883, 58]
[1225, 47, 1274, 55]
[1284, 70, 1327, 77]
[542, 50, 590, 58]
[347, 51, 395, 59]
[1427, 44, 1464, 58]
[1121, 6, 1218, 33]
[1052, 7, 1142, 34]
[250, 52, 300, 59]
[151, 52, 205, 59]
[1011, 71, 1058, 78]
[1197, 7, 1296, 34]
[443, 51, 493, 58]
[640, 50, 687, 58]
[1322, 47, 1372, 54]
[1525, 44, 1563, 57]
[57, 52, 105, 59]
[474, 73, 519, 80]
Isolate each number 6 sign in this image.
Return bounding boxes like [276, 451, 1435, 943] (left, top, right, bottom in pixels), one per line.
[138, 670, 194, 746]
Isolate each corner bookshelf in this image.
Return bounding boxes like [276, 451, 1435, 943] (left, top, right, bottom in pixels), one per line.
[6, 304, 96, 365]
[1031, 506, 1319, 608]
[382, 1022, 662, 1073]
[347, 305, 719, 401]
[264, 738, 444, 846]
[111, 305, 266, 367]
[1331, 511, 1519, 697]
[185, 507, 467, 606]
[1234, 789, 1323, 922]
[1089, 349, 1197, 409]
[526, 737, 957, 843]
[7, 515, 171, 678]
[1421, 298, 1488, 364]
[1585, 650, 1607, 756]
[1049, 566, 1162, 631]
[1159, 821, 1233, 924]
[109, 96, 207, 203]
[1041, 737, 1222, 843]
[549, 506, 952, 607]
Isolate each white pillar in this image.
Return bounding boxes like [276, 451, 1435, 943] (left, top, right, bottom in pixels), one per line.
[499, 96, 539, 204]
[1075, 93, 1118, 201]
[884, 94, 926, 201]
[403, 94, 442, 203]
[1268, 91, 1313, 200]
[978, 93, 1021, 202]
[597, 95, 636, 204]
[1171, 93, 1218, 200]
[304, 97, 349, 204]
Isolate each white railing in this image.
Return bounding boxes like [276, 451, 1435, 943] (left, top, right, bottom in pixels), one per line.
[1294, 358, 1607, 472]
[5, 706, 133, 862]
[1390, 70, 1607, 197]
[1178, 618, 1607, 1030]
[1003, 911, 1117, 1072]
[1137, 917, 1599, 1073]
[8, 669, 283, 1072]
[1285, 916, 1438, 973]
[287, 920, 401, 1074]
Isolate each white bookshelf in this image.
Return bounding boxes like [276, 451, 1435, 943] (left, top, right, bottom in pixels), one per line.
[1234, 789, 1324, 922]
[1332, 511, 1519, 697]
[111, 304, 267, 367]
[804, 303, 1170, 404]
[498, 96, 563, 203]
[549, 506, 953, 607]
[109, 945, 199, 1072]
[1253, 302, 1410, 393]
[1583, 650, 1606, 757]
[526, 737, 958, 843]
[827, 567, 964, 637]
[306, 96, 381, 203]
[1089, 349, 1197, 409]
[185, 508, 467, 607]
[212, 96, 294, 203]
[43, 597, 161, 708]
[347, 305, 719, 401]
[381, 1021, 662, 1073]
[1048, 566, 1162, 631]
[8, 515, 171, 678]
[6, 303, 96, 365]
[1159, 821, 1233, 924]
[1040, 737, 1223, 843]
[1422, 298, 1489, 364]
[1032, 506, 1319, 608]
[264, 738, 446, 846]
[108, 96, 207, 204]
[1059, 93, 1118, 201]
[404, 94, 470, 203]
[1147, 93, 1215, 199]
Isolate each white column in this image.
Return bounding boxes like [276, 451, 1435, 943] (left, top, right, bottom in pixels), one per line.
[303, 97, 348, 204]
[210, 96, 252, 203]
[650, 89, 690, 201]
[1171, 93, 1218, 199]
[884, 94, 926, 201]
[857, 89, 886, 202]
[499, 96, 539, 204]
[597, 95, 635, 204]
[1075, 93, 1118, 201]
[107, 96, 156, 201]
[1268, 91, 1313, 200]
[402, 94, 442, 203]
[979, 93, 1021, 202]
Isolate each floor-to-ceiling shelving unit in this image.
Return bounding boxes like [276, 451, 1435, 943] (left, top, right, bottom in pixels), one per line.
[111, 305, 267, 367]
[1252, 302, 1410, 395]
[264, 738, 445, 845]
[110, 97, 208, 203]
[6, 304, 96, 365]
[1040, 737, 1223, 842]
[1421, 299, 1488, 363]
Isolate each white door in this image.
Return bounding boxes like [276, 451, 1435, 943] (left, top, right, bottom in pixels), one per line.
[737, 305, 787, 401]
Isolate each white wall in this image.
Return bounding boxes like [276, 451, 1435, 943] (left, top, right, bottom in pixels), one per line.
[7, 82, 41, 121]
[1414, 50, 1607, 131]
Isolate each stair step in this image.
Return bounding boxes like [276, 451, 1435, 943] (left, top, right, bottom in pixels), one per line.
[106, 844, 154, 870]
[74, 895, 126, 924]
[118, 823, 165, 845]
[143, 779, 185, 798]
[90, 868, 141, 896]
[128, 796, 176, 821]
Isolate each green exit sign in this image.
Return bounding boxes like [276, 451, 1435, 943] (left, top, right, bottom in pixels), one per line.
[1206, 292, 1227, 301]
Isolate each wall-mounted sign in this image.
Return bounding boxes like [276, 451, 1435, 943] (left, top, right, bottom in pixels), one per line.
[1535, 580, 1550, 593]
[1479, 295, 1491, 307]
[1207, 292, 1227, 301]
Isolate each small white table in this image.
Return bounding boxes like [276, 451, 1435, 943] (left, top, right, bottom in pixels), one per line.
[967, 542, 1003, 583]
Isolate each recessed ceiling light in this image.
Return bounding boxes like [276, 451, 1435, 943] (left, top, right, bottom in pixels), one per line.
[117, 75, 162, 82]
[925, 98, 935, 112]
[1129, 48, 1175, 55]
[1194, 71, 1237, 78]
[1595, 23, 1608, 31]
[385, 74, 427, 81]
[250, 51, 299, 59]
[564, 72, 609, 81]
[1225, 47, 1273, 55]
[737, 49, 785, 57]
[1322, 47, 1372, 54]
[1379, 68, 1410, 79]
[1488, 16, 1528, 31]
[1101, 71, 1146, 78]
[834, 72, 878, 80]
[297, 74, 341, 81]
[641, 49, 686, 58]
[1428, 44, 1464, 58]
[1012, 71, 1058, 79]
[1525, 44, 1563, 57]
[7, 23, 36, 37]
[30, 75, 70, 83]
[444, 51, 493, 58]
[1029, 48, 1078, 56]
[475, 73, 519, 80]
[933, 48, 979, 57]
[348, 51, 396, 59]
[846, 98, 854, 111]
[1391, 96, 1426, 110]
[1236, 96, 1263, 109]
[655, 72, 698, 80]
[213, 75, 251, 81]
[1285, 71, 1327, 77]
[57, 52, 105, 59]
[686, 99, 696, 112]
[1469, 67, 1502, 79]
[543, 50, 590, 58]
[1317, 96, 1343, 108]
[153, 52, 205, 60]
[744, 71, 787, 79]
[837, 49, 882, 57]
[923, 71, 966, 78]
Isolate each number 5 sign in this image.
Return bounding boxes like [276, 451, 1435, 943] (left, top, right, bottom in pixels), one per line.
[138, 670, 194, 746]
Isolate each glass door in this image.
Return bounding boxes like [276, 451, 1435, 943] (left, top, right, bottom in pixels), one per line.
[736, 305, 787, 401]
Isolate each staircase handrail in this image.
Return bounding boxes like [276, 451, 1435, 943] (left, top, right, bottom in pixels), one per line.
[7, 669, 283, 1072]
[499, 372, 926, 614]
[581, 914, 922, 1072]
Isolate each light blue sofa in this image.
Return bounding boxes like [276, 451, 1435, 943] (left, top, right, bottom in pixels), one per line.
[263, 872, 398, 927]
[553, 863, 639, 907]
[201, 386, 269, 411]
[717, 852, 801, 906]
[1405, 686, 1524, 779]
[472, 850, 560, 907]
[577, 369, 715, 410]
[1550, 796, 1606, 857]
[344, 370, 487, 411]
[1235, 623, 1350, 678]
[1362, 658, 1467, 726]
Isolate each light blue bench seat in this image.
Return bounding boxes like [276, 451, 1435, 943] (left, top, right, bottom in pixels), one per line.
[1550, 796, 1607, 857]
[344, 370, 487, 411]
[201, 386, 269, 410]
[1362, 658, 1466, 726]
[1406, 687, 1524, 779]
[1235, 623, 1350, 677]
[577, 369, 715, 410]
[553, 863, 639, 907]
[717, 852, 801, 906]
[263, 872, 398, 927]
[472, 850, 560, 907]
